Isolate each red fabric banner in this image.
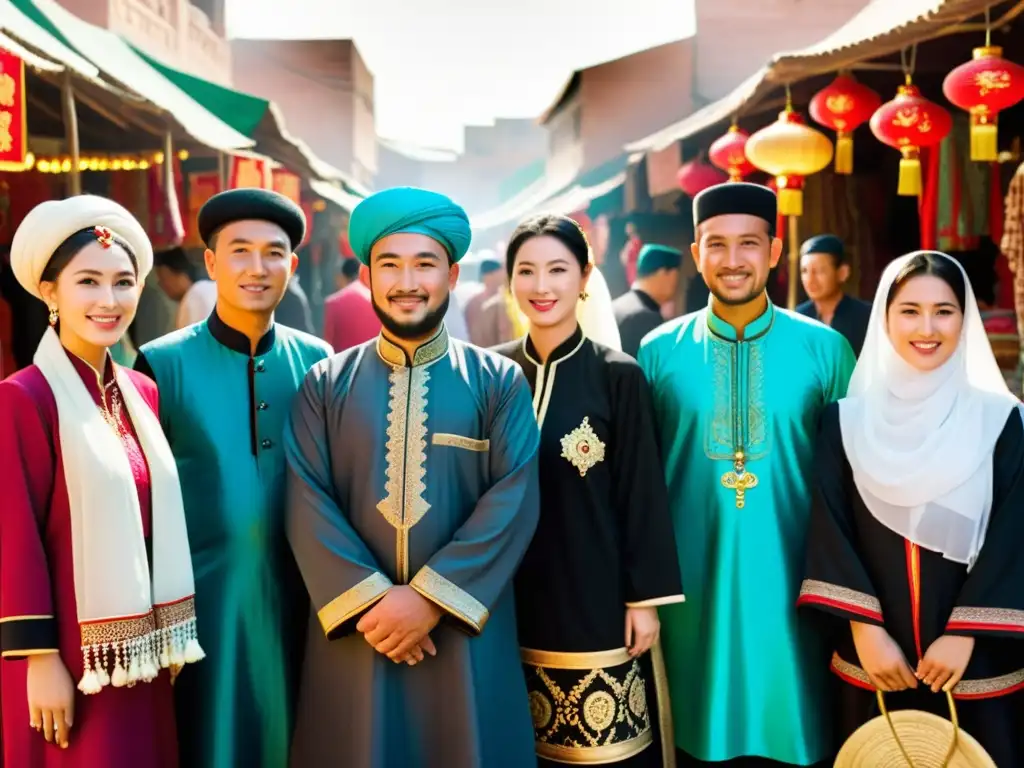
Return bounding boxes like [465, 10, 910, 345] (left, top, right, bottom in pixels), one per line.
[0, 48, 27, 171]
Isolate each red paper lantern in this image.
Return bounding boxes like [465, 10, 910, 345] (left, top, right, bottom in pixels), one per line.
[676, 158, 727, 197]
[943, 45, 1024, 161]
[870, 80, 952, 197]
[708, 125, 756, 181]
[809, 73, 882, 174]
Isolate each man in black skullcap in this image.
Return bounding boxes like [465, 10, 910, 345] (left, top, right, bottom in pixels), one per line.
[134, 187, 332, 768]
[795, 234, 872, 356]
[611, 242, 681, 357]
[637, 182, 855, 768]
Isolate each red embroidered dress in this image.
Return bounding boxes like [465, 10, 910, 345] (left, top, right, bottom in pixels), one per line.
[0, 349, 177, 767]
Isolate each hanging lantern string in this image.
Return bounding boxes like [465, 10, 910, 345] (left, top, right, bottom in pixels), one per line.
[985, 5, 992, 47]
[900, 44, 919, 84]
[785, 83, 793, 110]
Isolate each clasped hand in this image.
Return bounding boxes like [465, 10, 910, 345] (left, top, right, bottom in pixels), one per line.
[851, 622, 975, 694]
[356, 586, 442, 666]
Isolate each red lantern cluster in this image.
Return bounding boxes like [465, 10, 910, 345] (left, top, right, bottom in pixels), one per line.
[676, 158, 727, 198]
[708, 125, 756, 181]
[869, 79, 952, 196]
[809, 73, 882, 174]
[943, 46, 1024, 161]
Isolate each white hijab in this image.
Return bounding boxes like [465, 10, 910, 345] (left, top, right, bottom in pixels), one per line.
[839, 251, 1019, 567]
[577, 265, 622, 351]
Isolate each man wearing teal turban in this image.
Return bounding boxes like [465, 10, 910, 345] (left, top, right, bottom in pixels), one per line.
[284, 186, 541, 767]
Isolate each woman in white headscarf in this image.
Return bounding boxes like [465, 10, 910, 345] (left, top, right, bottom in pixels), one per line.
[797, 251, 1024, 766]
[0, 196, 201, 767]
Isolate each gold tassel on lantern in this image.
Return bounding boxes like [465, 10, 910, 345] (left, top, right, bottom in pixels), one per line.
[970, 113, 998, 162]
[777, 176, 803, 216]
[834, 131, 854, 174]
[898, 147, 922, 196]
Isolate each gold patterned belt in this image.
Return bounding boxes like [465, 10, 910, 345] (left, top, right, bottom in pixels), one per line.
[521, 647, 661, 765]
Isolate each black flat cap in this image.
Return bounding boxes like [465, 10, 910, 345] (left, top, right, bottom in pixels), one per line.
[800, 234, 844, 259]
[693, 182, 777, 237]
[198, 188, 306, 249]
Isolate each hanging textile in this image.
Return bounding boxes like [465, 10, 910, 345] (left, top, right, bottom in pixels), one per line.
[937, 114, 990, 252]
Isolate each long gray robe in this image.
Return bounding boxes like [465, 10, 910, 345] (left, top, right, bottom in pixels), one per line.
[284, 325, 540, 768]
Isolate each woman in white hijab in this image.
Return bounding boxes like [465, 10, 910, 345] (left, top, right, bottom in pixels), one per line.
[797, 251, 1024, 766]
[0, 196, 201, 766]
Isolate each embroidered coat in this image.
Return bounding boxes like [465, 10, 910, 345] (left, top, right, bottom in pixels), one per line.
[0, 353, 177, 768]
[495, 327, 684, 767]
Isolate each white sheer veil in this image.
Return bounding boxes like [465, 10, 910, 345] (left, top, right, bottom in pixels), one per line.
[577, 264, 622, 351]
[839, 251, 1019, 567]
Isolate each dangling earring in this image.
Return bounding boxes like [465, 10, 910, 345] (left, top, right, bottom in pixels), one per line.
[579, 291, 589, 301]
[48, 305, 58, 326]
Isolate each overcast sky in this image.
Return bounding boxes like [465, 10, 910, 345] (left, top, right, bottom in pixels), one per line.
[226, 0, 695, 151]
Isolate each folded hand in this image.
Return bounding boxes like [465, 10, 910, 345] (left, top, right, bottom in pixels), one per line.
[356, 586, 442, 664]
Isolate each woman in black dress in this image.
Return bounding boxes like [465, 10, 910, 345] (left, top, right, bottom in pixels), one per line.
[494, 215, 684, 767]
[798, 251, 1024, 766]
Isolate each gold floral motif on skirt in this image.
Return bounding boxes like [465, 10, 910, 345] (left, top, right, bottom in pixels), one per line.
[522, 648, 653, 763]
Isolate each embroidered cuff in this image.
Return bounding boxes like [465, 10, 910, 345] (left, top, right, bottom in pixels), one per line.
[0, 615, 59, 658]
[625, 594, 686, 609]
[796, 579, 883, 623]
[317, 573, 393, 639]
[410, 566, 489, 635]
[946, 606, 1024, 636]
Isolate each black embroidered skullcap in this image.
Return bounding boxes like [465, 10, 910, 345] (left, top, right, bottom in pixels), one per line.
[800, 234, 845, 262]
[198, 188, 306, 250]
[693, 182, 777, 237]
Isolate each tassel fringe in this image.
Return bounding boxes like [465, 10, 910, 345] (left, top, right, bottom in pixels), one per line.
[77, 616, 204, 695]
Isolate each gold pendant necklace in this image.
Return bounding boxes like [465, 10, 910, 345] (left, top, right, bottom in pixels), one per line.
[721, 449, 758, 509]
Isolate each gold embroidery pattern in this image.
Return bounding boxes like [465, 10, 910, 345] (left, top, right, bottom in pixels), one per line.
[799, 579, 883, 617]
[80, 612, 157, 646]
[708, 342, 732, 452]
[432, 433, 489, 452]
[154, 597, 196, 630]
[747, 342, 767, 448]
[948, 606, 1024, 630]
[410, 566, 489, 633]
[560, 417, 606, 477]
[523, 651, 653, 763]
[317, 573, 393, 636]
[376, 365, 431, 584]
[705, 337, 769, 461]
[831, 652, 1024, 697]
[376, 327, 449, 368]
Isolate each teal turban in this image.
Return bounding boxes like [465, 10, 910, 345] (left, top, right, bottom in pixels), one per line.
[636, 244, 683, 277]
[348, 186, 472, 265]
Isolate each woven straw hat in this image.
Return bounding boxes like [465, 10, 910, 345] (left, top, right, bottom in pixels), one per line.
[835, 692, 995, 768]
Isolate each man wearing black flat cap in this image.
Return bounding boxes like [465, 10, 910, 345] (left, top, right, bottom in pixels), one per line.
[638, 182, 856, 767]
[135, 187, 332, 768]
[795, 234, 872, 356]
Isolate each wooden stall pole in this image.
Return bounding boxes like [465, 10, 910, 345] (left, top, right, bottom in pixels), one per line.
[61, 70, 81, 196]
[787, 214, 799, 309]
[163, 129, 174, 197]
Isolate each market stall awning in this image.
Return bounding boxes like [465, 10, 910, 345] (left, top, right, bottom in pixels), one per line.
[12, 0, 253, 152]
[0, 0, 95, 77]
[626, 0, 1001, 154]
[133, 47, 366, 192]
[309, 179, 364, 213]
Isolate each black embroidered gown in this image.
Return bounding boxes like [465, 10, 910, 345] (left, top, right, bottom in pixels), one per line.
[798, 403, 1024, 766]
[495, 326, 685, 767]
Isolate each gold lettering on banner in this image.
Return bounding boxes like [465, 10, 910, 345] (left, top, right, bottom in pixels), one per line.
[0, 74, 15, 107]
[0, 112, 12, 153]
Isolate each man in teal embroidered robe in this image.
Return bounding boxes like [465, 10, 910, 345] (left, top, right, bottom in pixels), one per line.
[284, 187, 540, 768]
[135, 189, 333, 768]
[638, 183, 856, 766]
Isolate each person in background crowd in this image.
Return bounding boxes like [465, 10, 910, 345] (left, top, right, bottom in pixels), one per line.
[612, 244, 681, 358]
[284, 186, 540, 768]
[796, 235, 871, 357]
[322, 257, 380, 352]
[620, 219, 643, 287]
[639, 183, 855, 767]
[466, 252, 510, 347]
[153, 247, 217, 331]
[334, 255, 359, 293]
[0, 196, 202, 767]
[800, 251, 1024, 767]
[135, 188, 332, 768]
[496, 214, 683, 767]
[276, 272, 315, 334]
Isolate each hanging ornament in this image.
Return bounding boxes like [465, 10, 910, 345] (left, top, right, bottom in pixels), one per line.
[809, 72, 882, 174]
[943, 46, 1024, 161]
[708, 124, 756, 181]
[744, 101, 833, 217]
[676, 157, 727, 198]
[870, 77, 952, 196]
